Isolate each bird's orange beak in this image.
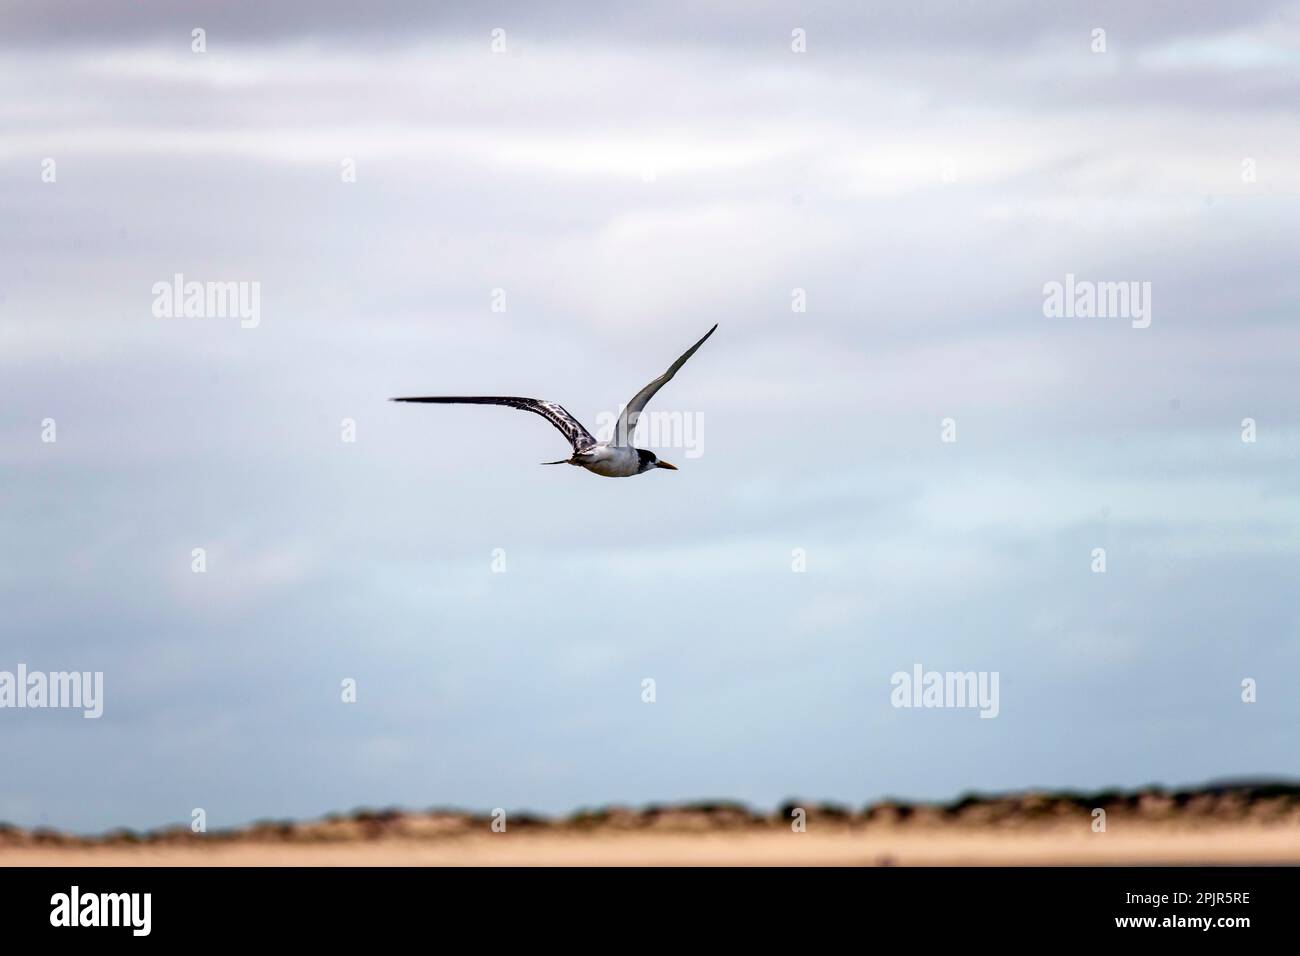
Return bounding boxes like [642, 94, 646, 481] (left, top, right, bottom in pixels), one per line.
[655, 460, 678, 470]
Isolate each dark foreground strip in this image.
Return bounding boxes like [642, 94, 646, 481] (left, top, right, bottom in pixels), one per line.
[0, 865, 1290, 943]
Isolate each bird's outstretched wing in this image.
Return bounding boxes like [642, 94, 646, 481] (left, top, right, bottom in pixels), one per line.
[612, 324, 717, 446]
[390, 396, 596, 454]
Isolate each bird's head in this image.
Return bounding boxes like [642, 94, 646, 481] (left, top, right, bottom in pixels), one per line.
[636, 449, 677, 473]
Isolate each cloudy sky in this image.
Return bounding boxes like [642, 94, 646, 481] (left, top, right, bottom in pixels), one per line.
[2, 1, 1298, 833]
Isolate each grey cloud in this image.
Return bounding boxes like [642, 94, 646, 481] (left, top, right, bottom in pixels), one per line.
[4, 0, 1292, 52]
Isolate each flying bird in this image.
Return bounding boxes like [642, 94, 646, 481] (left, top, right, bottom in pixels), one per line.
[392, 324, 717, 477]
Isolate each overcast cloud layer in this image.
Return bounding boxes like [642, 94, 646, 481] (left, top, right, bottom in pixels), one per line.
[2, 1, 1298, 832]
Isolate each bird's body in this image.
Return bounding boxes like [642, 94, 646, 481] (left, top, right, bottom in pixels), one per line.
[392, 325, 716, 478]
[565, 443, 670, 478]
[572, 443, 643, 478]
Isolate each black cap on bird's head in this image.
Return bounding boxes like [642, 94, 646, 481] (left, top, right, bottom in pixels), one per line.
[636, 448, 677, 473]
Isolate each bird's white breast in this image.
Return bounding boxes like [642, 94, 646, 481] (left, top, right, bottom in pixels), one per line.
[578, 443, 641, 478]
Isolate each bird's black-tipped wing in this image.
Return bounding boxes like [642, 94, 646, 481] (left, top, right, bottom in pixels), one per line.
[390, 396, 596, 454]
[612, 324, 718, 446]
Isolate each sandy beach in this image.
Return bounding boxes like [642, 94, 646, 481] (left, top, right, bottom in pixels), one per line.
[4, 823, 1299, 867]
